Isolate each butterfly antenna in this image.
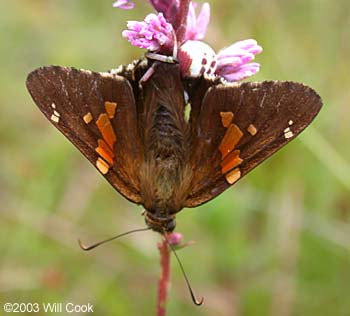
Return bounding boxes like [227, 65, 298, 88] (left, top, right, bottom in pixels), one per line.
[78, 227, 151, 251]
[163, 234, 204, 306]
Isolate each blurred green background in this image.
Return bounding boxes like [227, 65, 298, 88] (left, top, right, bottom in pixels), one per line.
[1, 0, 350, 315]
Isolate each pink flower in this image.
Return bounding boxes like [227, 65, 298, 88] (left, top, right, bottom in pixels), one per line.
[166, 232, 195, 249]
[167, 232, 183, 246]
[113, 0, 135, 10]
[216, 39, 263, 81]
[122, 13, 174, 52]
[185, 2, 210, 41]
[116, 1, 263, 82]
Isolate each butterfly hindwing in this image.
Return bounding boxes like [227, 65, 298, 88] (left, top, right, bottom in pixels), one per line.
[26, 66, 143, 203]
[185, 80, 322, 207]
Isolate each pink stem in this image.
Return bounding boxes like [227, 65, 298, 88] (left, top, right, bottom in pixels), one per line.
[157, 236, 171, 316]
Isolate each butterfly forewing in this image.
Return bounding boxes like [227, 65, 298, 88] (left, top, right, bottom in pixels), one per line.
[26, 66, 143, 203]
[185, 80, 322, 207]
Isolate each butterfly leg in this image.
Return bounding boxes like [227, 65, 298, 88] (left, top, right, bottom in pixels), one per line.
[139, 63, 156, 86]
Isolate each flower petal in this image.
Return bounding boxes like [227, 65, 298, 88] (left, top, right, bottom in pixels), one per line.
[219, 39, 263, 57]
[193, 2, 210, 40]
[217, 54, 254, 70]
[222, 63, 261, 82]
[185, 2, 210, 41]
[122, 13, 174, 52]
[216, 39, 262, 81]
[113, 0, 135, 10]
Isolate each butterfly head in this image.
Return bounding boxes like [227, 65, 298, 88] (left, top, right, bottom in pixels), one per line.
[144, 211, 176, 233]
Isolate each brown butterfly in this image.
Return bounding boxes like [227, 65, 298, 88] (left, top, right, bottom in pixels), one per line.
[26, 58, 322, 233]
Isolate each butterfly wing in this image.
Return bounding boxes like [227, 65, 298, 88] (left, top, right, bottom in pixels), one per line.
[26, 66, 143, 203]
[185, 81, 322, 207]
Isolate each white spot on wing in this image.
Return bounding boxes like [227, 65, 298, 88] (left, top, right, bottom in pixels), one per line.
[283, 125, 294, 138]
[50, 114, 59, 123]
[285, 131, 294, 139]
[50, 104, 61, 122]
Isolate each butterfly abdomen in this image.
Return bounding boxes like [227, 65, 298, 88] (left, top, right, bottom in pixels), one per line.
[139, 63, 191, 218]
[149, 104, 185, 160]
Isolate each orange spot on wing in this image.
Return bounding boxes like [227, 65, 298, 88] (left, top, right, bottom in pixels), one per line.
[225, 168, 241, 184]
[96, 113, 116, 149]
[220, 112, 234, 128]
[221, 150, 243, 174]
[83, 112, 93, 124]
[96, 157, 110, 174]
[105, 101, 117, 119]
[247, 124, 257, 136]
[219, 124, 243, 159]
[96, 139, 114, 165]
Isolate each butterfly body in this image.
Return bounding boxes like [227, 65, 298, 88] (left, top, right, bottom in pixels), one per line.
[26, 58, 322, 233]
[137, 62, 192, 232]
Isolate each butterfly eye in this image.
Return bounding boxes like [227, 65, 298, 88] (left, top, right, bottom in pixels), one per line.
[166, 219, 176, 232]
[178, 40, 217, 77]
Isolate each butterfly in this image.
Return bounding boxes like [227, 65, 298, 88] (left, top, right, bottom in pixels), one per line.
[26, 58, 322, 233]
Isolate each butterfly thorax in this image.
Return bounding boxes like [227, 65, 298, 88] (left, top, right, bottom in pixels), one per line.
[137, 62, 192, 232]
